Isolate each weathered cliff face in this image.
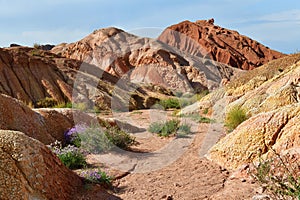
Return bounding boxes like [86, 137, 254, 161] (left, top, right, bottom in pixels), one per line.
[0, 46, 168, 111]
[158, 19, 285, 70]
[52, 27, 238, 92]
[0, 130, 82, 200]
[0, 47, 73, 104]
[206, 54, 300, 170]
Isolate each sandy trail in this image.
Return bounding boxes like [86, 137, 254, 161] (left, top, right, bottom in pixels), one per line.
[84, 109, 260, 200]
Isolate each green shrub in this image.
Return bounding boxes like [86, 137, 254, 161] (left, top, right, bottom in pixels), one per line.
[252, 151, 300, 199]
[80, 168, 112, 186]
[48, 141, 86, 169]
[79, 125, 135, 153]
[159, 98, 181, 110]
[104, 126, 136, 149]
[36, 97, 58, 108]
[148, 119, 189, 137]
[57, 146, 86, 169]
[202, 108, 209, 114]
[160, 119, 179, 137]
[181, 113, 213, 123]
[54, 101, 73, 108]
[36, 97, 72, 108]
[225, 106, 248, 132]
[177, 124, 192, 137]
[79, 126, 112, 153]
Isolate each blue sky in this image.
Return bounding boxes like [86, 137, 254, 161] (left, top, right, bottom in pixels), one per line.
[0, 0, 299, 53]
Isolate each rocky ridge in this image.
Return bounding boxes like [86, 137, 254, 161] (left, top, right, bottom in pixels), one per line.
[52, 27, 238, 92]
[158, 19, 285, 70]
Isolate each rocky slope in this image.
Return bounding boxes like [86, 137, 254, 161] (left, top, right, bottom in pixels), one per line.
[158, 19, 285, 70]
[206, 53, 300, 170]
[0, 46, 169, 111]
[52, 27, 238, 92]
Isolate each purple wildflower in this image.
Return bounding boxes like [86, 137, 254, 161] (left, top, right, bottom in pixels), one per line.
[64, 124, 87, 147]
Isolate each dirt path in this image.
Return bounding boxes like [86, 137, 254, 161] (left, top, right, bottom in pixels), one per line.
[85, 109, 261, 199]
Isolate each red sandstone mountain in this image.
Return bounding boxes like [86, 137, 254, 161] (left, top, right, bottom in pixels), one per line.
[158, 19, 285, 70]
[52, 27, 237, 92]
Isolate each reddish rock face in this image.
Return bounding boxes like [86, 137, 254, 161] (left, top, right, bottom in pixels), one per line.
[158, 19, 285, 70]
[52, 27, 239, 92]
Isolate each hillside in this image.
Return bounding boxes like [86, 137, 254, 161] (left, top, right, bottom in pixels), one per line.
[158, 19, 285, 70]
[51, 27, 239, 92]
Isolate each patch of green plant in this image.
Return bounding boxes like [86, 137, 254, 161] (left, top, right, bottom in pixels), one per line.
[252, 151, 300, 199]
[80, 168, 112, 186]
[36, 97, 58, 108]
[131, 110, 143, 115]
[202, 108, 209, 114]
[73, 102, 89, 111]
[79, 126, 112, 153]
[48, 141, 86, 169]
[148, 119, 191, 137]
[225, 106, 248, 132]
[104, 126, 136, 150]
[36, 97, 73, 108]
[78, 124, 135, 153]
[54, 101, 73, 108]
[181, 113, 213, 123]
[175, 90, 210, 109]
[177, 123, 192, 137]
[159, 98, 181, 110]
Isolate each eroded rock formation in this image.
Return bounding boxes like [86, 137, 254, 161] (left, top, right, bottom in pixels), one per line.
[158, 19, 285, 70]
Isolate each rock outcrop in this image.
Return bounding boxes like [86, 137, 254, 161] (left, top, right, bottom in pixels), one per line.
[0, 93, 96, 144]
[0, 47, 75, 105]
[208, 103, 300, 170]
[52, 27, 238, 92]
[0, 130, 82, 199]
[206, 54, 300, 170]
[158, 19, 285, 70]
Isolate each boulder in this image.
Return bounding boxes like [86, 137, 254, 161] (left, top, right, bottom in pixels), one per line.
[0, 130, 82, 200]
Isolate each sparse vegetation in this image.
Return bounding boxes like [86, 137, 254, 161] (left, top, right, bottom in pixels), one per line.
[48, 141, 86, 169]
[159, 98, 181, 110]
[251, 151, 300, 199]
[177, 123, 192, 137]
[104, 126, 136, 150]
[36, 97, 72, 108]
[36, 97, 58, 108]
[54, 101, 73, 108]
[181, 113, 213, 123]
[73, 124, 135, 153]
[148, 119, 191, 137]
[225, 106, 248, 132]
[80, 168, 112, 186]
[158, 91, 210, 110]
